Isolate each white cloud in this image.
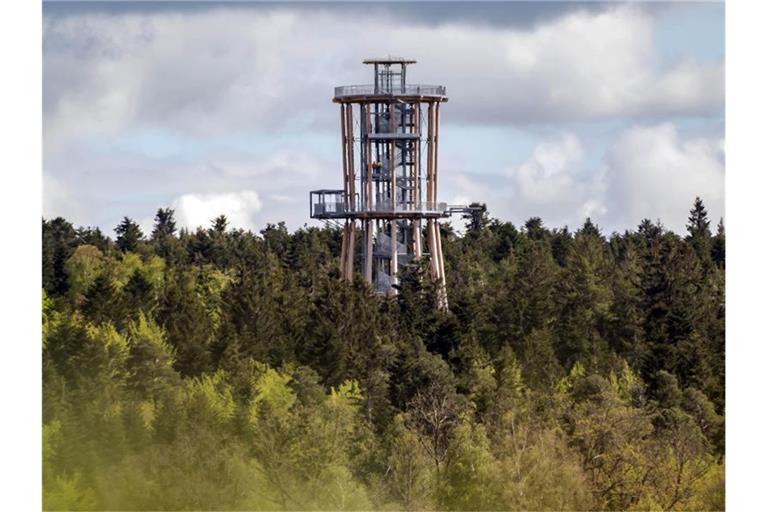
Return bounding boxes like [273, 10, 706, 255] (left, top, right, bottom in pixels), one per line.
[444, 125, 724, 234]
[511, 133, 584, 204]
[600, 123, 724, 233]
[171, 190, 263, 231]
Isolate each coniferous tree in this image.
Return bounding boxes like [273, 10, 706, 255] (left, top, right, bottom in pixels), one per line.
[686, 197, 712, 262]
[550, 227, 572, 267]
[553, 227, 613, 370]
[524, 217, 546, 241]
[711, 219, 725, 268]
[638, 218, 663, 246]
[211, 214, 228, 234]
[115, 217, 145, 253]
[606, 235, 646, 368]
[488, 219, 520, 261]
[41, 200, 725, 511]
[151, 208, 183, 262]
[81, 274, 118, 326]
[462, 202, 490, 235]
[76, 226, 113, 255]
[151, 208, 177, 240]
[43, 217, 77, 295]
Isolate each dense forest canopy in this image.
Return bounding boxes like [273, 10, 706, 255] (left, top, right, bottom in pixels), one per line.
[42, 197, 724, 510]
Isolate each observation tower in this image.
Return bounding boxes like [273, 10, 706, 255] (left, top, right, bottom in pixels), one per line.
[310, 57, 470, 308]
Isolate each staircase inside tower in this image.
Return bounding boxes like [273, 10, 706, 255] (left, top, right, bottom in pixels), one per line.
[372, 220, 412, 294]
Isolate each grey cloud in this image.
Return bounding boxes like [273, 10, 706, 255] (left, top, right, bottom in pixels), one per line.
[44, 1, 613, 30]
[44, 3, 723, 147]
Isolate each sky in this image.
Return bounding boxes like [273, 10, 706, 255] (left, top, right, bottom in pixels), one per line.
[42, 1, 725, 236]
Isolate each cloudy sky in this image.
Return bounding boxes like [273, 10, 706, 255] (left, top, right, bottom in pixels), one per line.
[43, 1, 724, 235]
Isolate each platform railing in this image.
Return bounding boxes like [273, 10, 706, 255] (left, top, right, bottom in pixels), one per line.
[310, 190, 449, 218]
[334, 84, 446, 98]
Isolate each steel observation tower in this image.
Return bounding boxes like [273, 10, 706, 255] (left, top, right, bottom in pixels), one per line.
[310, 57, 472, 309]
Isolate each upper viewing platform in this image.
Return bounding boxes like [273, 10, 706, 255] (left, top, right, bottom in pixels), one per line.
[333, 56, 447, 101]
[362, 57, 416, 65]
[334, 84, 447, 99]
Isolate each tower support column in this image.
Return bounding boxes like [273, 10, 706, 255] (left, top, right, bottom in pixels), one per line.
[364, 220, 373, 283]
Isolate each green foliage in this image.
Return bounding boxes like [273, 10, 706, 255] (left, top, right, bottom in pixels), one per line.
[64, 245, 106, 302]
[43, 473, 98, 511]
[384, 414, 432, 509]
[42, 203, 725, 510]
[125, 314, 178, 398]
[438, 421, 500, 510]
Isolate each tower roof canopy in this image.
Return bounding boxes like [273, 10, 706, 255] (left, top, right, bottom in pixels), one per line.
[363, 56, 416, 65]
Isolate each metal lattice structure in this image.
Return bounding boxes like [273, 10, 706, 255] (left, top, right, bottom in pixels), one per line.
[310, 57, 471, 308]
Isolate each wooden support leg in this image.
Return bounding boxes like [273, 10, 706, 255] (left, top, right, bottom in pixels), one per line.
[365, 220, 373, 283]
[340, 221, 349, 278]
[414, 219, 422, 259]
[390, 220, 398, 293]
[434, 222, 448, 310]
[426, 220, 439, 280]
[349, 222, 354, 281]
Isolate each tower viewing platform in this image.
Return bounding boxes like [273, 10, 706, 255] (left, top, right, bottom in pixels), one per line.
[309, 57, 472, 308]
[333, 57, 447, 101]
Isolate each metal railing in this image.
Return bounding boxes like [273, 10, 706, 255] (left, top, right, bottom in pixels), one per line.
[310, 194, 449, 219]
[365, 200, 448, 214]
[334, 84, 446, 98]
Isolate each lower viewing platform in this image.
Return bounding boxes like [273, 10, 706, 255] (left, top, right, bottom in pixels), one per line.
[309, 190, 450, 220]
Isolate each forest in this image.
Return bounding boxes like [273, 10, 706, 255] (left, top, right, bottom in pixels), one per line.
[42, 198, 725, 511]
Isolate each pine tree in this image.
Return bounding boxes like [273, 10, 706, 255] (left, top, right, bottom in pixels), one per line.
[686, 197, 711, 240]
[550, 227, 572, 267]
[151, 208, 177, 240]
[43, 217, 77, 295]
[157, 267, 214, 376]
[211, 215, 229, 235]
[711, 219, 725, 268]
[81, 274, 118, 326]
[685, 197, 712, 262]
[638, 218, 663, 247]
[524, 217, 546, 241]
[553, 229, 614, 370]
[488, 220, 520, 262]
[115, 217, 145, 253]
[606, 235, 646, 369]
[578, 217, 603, 239]
[151, 208, 183, 262]
[462, 202, 490, 234]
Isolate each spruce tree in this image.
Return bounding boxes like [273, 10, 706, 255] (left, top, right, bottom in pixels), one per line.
[115, 217, 145, 253]
[210, 214, 229, 235]
[151, 208, 177, 240]
[151, 208, 184, 262]
[686, 197, 712, 262]
[686, 197, 711, 240]
[43, 217, 77, 295]
[462, 202, 490, 234]
[524, 217, 546, 241]
[711, 219, 725, 268]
